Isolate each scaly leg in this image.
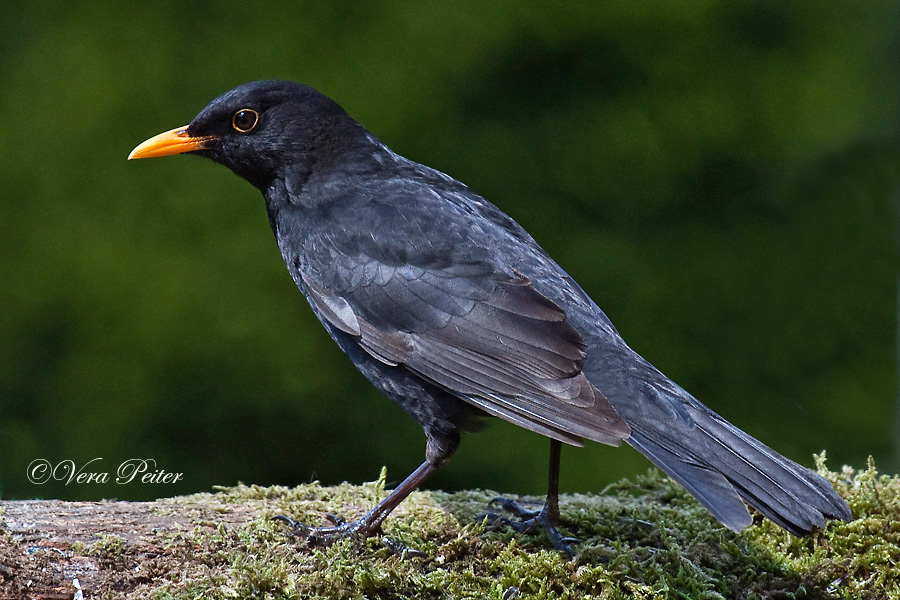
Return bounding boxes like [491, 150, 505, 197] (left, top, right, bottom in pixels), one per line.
[486, 439, 577, 558]
[274, 460, 437, 557]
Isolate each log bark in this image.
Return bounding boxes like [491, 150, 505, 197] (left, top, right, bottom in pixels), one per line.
[0, 497, 258, 599]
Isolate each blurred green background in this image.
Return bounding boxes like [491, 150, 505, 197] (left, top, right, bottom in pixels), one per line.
[1, 2, 898, 502]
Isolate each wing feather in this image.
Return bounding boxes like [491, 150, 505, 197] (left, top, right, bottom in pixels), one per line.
[303, 255, 630, 446]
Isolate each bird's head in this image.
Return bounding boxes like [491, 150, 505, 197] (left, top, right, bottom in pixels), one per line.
[129, 80, 361, 190]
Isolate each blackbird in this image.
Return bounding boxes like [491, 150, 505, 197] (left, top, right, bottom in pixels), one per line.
[129, 80, 851, 554]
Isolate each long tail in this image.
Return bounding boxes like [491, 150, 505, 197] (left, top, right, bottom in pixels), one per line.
[625, 388, 851, 534]
[590, 348, 852, 534]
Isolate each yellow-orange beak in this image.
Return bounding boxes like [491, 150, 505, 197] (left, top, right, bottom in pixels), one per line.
[128, 126, 216, 160]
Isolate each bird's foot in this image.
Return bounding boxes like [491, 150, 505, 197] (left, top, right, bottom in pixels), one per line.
[272, 513, 371, 544]
[271, 514, 427, 559]
[482, 497, 577, 559]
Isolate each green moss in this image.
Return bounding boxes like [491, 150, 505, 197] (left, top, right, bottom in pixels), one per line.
[118, 455, 899, 599]
[85, 533, 127, 556]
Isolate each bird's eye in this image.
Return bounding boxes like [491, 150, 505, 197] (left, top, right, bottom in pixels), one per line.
[232, 109, 259, 133]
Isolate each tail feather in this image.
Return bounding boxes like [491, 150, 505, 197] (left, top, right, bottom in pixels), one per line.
[620, 385, 851, 535]
[581, 332, 850, 535]
[691, 409, 851, 531]
[627, 432, 754, 532]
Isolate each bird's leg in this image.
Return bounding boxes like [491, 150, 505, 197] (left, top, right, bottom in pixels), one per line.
[486, 439, 577, 558]
[273, 460, 437, 557]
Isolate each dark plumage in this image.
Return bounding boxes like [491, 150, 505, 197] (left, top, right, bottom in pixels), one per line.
[129, 80, 851, 553]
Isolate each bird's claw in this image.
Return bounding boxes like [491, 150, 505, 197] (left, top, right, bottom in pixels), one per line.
[482, 498, 577, 559]
[380, 535, 429, 559]
[271, 514, 311, 537]
[272, 514, 427, 559]
[324, 513, 346, 526]
[489, 496, 540, 520]
[272, 513, 378, 544]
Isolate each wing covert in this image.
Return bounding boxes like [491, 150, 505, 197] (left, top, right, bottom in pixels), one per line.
[302, 252, 630, 446]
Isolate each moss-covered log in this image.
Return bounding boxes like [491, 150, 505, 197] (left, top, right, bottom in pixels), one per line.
[1, 456, 896, 599]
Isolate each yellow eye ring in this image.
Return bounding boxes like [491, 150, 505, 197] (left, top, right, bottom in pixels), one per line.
[232, 109, 259, 132]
